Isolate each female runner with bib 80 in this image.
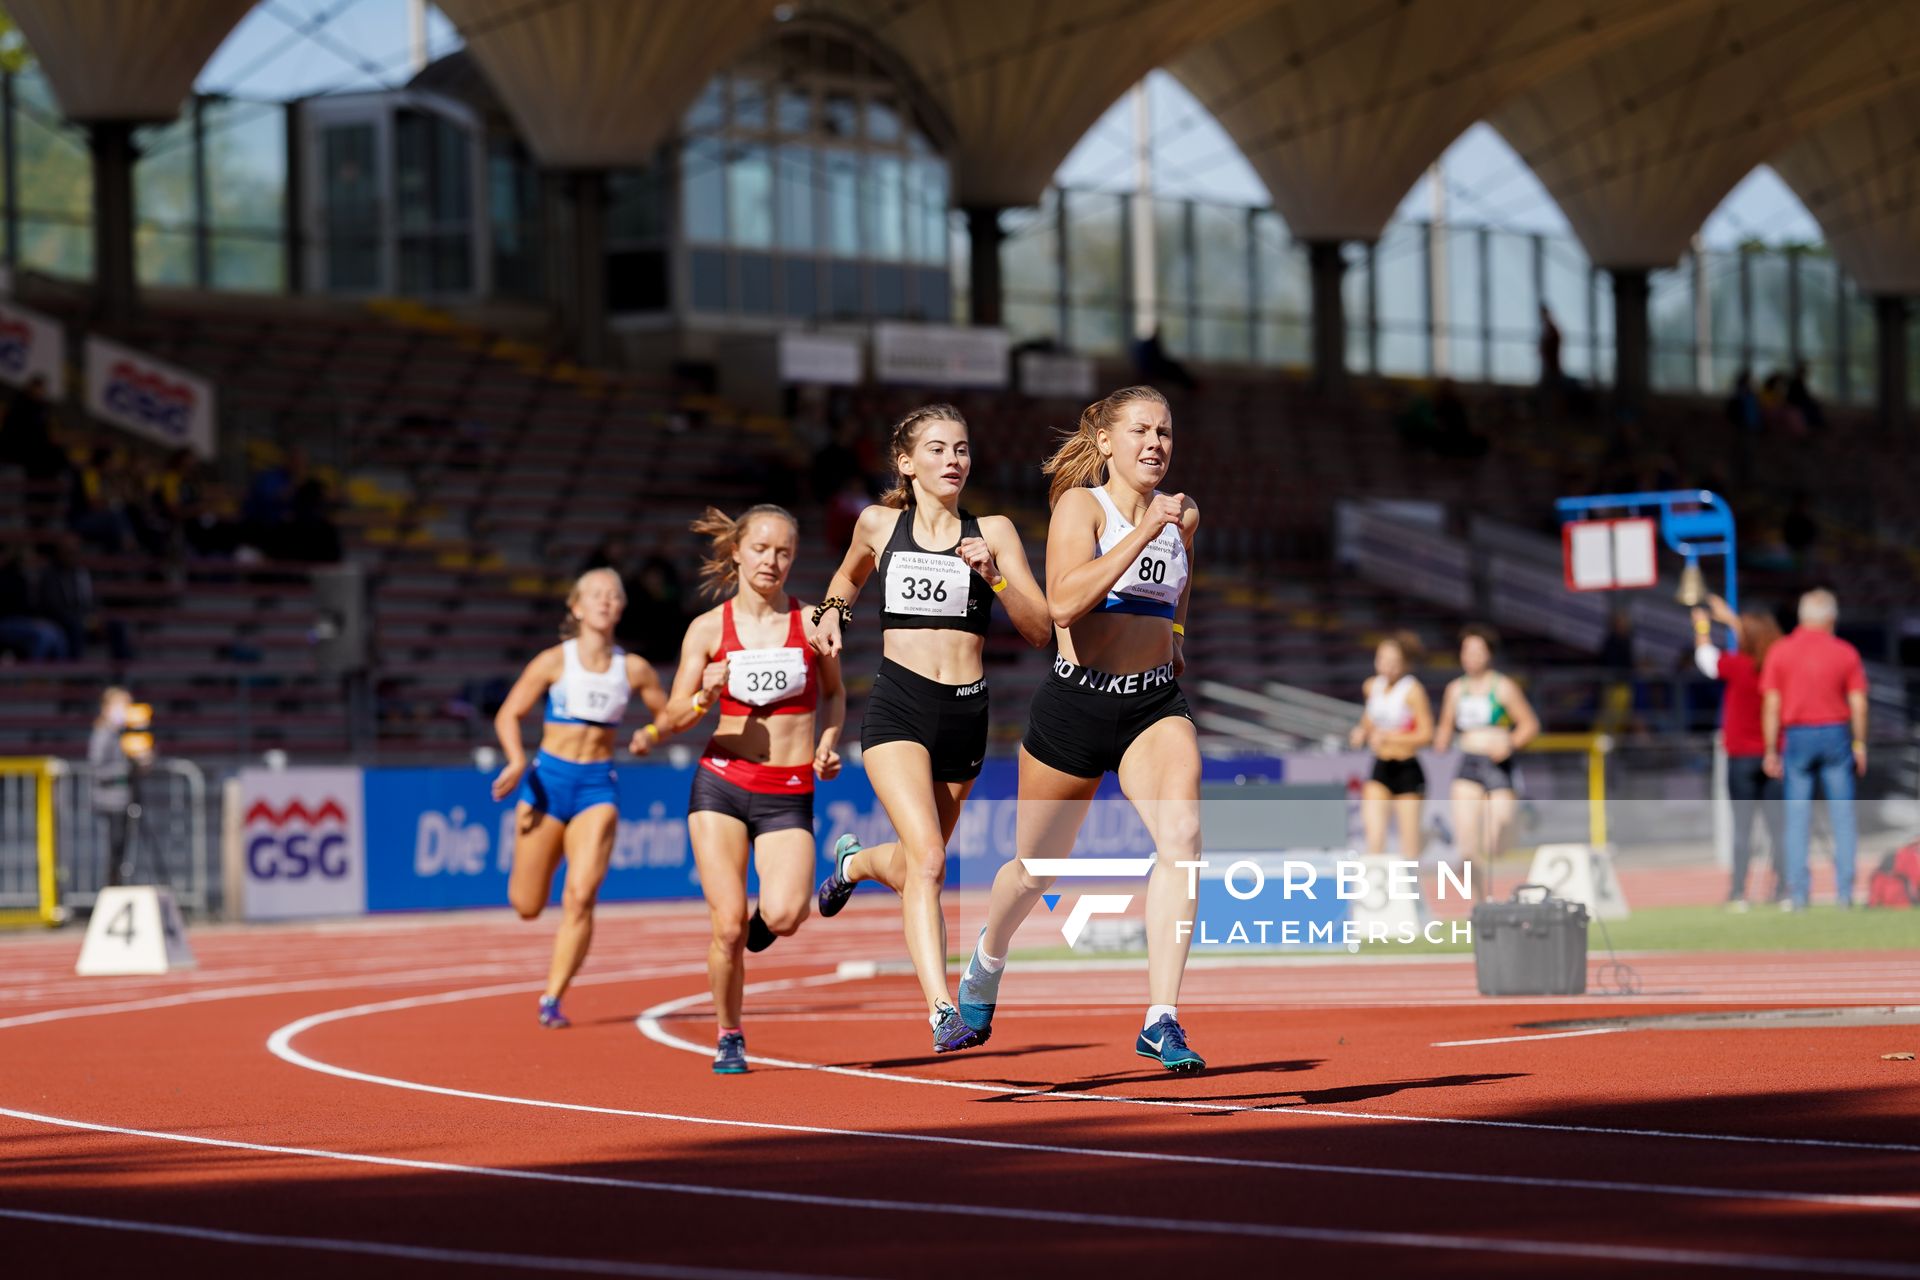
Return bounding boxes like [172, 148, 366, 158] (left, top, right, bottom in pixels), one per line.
[669, 505, 845, 1074]
[959, 386, 1209, 1072]
[810, 404, 1051, 1054]
[492, 568, 672, 1030]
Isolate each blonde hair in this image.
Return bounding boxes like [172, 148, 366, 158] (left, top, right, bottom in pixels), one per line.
[879, 404, 967, 509]
[1042, 385, 1168, 508]
[559, 567, 626, 640]
[690, 504, 798, 599]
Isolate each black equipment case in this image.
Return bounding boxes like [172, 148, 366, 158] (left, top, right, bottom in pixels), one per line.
[1471, 884, 1590, 996]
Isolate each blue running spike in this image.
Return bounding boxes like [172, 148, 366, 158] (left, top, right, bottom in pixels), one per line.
[1042, 894, 1061, 911]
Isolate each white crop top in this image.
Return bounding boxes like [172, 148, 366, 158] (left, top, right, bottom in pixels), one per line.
[545, 638, 631, 727]
[1365, 674, 1420, 733]
[1090, 486, 1188, 619]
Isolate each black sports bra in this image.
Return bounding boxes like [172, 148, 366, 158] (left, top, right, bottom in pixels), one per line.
[875, 508, 994, 637]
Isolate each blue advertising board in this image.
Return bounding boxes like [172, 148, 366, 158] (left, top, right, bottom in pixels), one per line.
[359, 755, 1287, 913]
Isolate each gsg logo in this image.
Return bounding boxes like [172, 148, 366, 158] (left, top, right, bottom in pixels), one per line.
[245, 798, 352, 880]
[0, 318, 30, 374]
[103, 360, 196, 439]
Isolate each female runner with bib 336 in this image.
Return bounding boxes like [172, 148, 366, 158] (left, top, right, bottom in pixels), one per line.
[810, 404, 1050, 1053]
[961, 385, 1208, 1072]
[670, 505, 845, 1075]
[491, 569, 671, 1030]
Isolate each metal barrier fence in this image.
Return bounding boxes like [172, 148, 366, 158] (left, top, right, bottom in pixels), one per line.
[0, 759, 213, 922]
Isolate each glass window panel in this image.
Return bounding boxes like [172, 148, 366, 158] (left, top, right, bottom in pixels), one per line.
[822, 93, 859, 140]
[823, 149, 860, 256]
[1195, 202, 1250, 362]
[211, 232, 284, 292]
[1842, 274, 1875, 405]
[1343, 242, 1371, 375]
[1796, 252, 1840, 398]
[866, 97, 900, 143]
[690, 248, 729, 311]
[1749, 249, 1791, 367]
[917, 268, 950, 323]
[726, 142, 773, 248]
[1374, 221, 1426, 376]
[137, 228, 196, 288]
[685, 78, 724, 134]
[1444, 226, 1484, 379]
[777, 87, 811, 134]
[1154, 198, 1192, 356]
[1002, 197, 1059, 345]
[1592, 267, 1614, 387]
[1253, 212, 1308, 368]
[320, 122, 379, 291]
[783, 257, 817, 317]
[15, 71, 93, 279]
[865, 154, 905, 260]
[775, 146, 813, 252]
[1065, 189, 1125, 355]
[738, 252, 773, 313]
[204, 100, 286, 232]
[1542, 237, 1591, 380]
[917, 161, 949, 266]
[682, 137, 727, 244]
[829, 261, 862, 318]
[1701, 249, 1743, 388]
[1487, 230, 1536, 383]
[873, 263, 906, 317]
[134, 118, 195, 230]
[731, 77, 767, 131]
[1649, 262, 1694, 392]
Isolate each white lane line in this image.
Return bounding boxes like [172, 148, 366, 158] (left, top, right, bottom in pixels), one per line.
[1435, 1029, 1626, 1047]
[3, 1107, 1916, 1277]
[0, 1206, 850, 1280]
[635, 976, 1920, 1155]
[260, 979, 1920, 1212]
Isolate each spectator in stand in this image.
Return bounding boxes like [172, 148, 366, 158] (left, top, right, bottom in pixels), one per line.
[1692, 595, 1786, 909]
[1724, 370, 1761, 433]
[1781, 491, 1817, 569]
[36, 535, 99, 660]
[88, 686, 137, 887]
[1432, 380, 1489, 459]
[286, 469, 343, 563]
[1131, 326, 1197, 391]
[0, 376, 69, 483]
[1537, 305, 1564, 408]
[1761, 588, 1867, 910]
[183, 479, 244, 559]
[1759, 371, 1807, 437]
[0, 546, 69, 661]
[1786, 361, 1825, 433]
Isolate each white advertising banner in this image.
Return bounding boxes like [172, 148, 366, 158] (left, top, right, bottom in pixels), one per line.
[236, 767, 367, 921]
[872, 321, 1009, 388]
[778, 333, 862, 385]
[84, 335, 217, 459]
[0, 300, 67, 399]
[1017, 351, 1096, 400]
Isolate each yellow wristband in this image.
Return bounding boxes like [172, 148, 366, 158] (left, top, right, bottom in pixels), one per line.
[1854, 739, 1866, 750]
[1171, 622, 1185, 637]
[691, 691, 711, 712]
[990, 578, 1007, 593]
[643, 724, 661, 742]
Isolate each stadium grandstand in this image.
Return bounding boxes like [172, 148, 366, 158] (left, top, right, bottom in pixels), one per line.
[3, 3, 1920, 1277]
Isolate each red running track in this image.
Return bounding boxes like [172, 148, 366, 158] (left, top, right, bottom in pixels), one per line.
[2, 897, 1918, 1280]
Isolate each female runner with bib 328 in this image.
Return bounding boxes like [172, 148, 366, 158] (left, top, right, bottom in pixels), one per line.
[670, 505, 845, 1075]
[960, 385, 1208, 1072]
[810, 404, 1050, 1053]
[492, 568, 671, 1030]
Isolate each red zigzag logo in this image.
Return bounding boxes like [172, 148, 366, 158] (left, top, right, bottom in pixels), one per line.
[245, 799, 345, 827]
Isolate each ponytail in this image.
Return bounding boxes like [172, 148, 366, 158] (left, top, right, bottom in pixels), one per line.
[560, 567, 625, 640]
[879, 403, 967, 509]
[690, 504, 798, 599]
[1043, 385, 1167, 508]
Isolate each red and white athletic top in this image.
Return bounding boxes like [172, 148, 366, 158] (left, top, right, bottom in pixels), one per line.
[700, 596, 819, 795]
[714, 597, 818, 718]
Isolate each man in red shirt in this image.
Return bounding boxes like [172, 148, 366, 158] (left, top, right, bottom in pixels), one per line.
[1761, 589, 1868, 909]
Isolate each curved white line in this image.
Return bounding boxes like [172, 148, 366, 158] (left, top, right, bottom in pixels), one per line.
[635, 974, 1920, 1155]
[264, 973, 1920, 1210]
[3, 1106, 1915, 1277]
[0, 1206, 849, 1280]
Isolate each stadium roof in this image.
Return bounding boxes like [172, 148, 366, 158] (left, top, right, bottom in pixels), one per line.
[10, 0, 1920, 277]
